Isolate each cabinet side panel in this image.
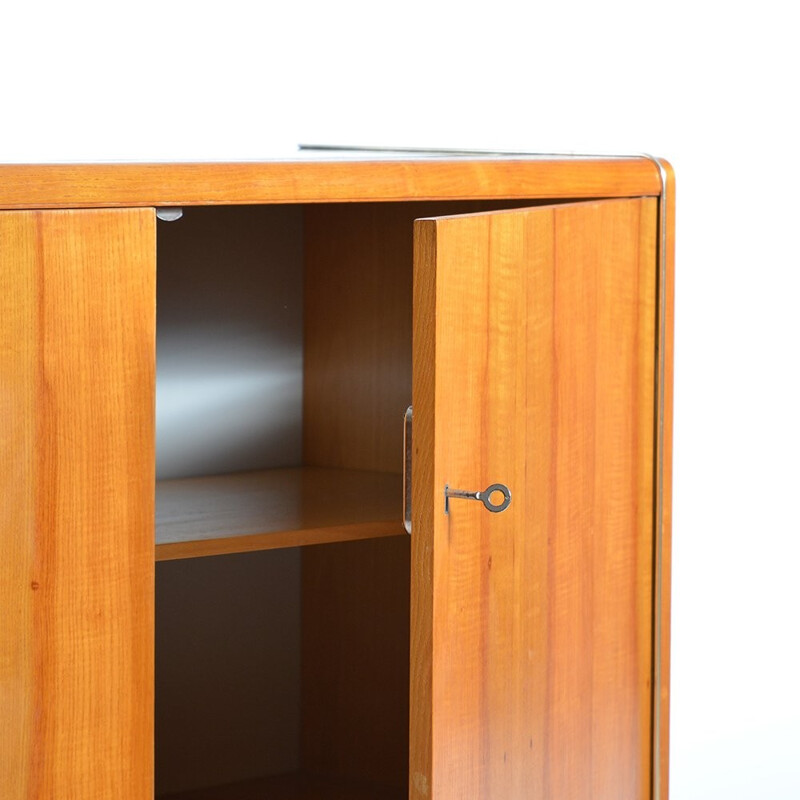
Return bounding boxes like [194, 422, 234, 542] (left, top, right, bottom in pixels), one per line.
[655, 161, 675, 800]
[303, 203, 414, 473]
[301, 537, 410, 790]
[301, 204, 414, 790]
[0, 210, 156, 800]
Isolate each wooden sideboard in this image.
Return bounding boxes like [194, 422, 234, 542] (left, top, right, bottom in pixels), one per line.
[0, 152, 674, 800]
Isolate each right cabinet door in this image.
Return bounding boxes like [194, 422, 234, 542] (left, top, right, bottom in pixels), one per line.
[410, 197, 658, 800]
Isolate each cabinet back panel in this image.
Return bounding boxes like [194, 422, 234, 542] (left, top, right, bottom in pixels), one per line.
[155, 550, 301, 796]
[156, 206, 304, 480]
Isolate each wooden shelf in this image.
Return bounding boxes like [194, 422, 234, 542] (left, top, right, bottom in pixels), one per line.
[155, 467, 404, 561]
[157, 772, 406, 800]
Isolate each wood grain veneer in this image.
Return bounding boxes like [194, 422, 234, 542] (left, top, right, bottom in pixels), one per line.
[411, 198, 658, 800]
[0, 209, 155, 800]
[0, 158, 661, 209]
[155, 467, 403, 560]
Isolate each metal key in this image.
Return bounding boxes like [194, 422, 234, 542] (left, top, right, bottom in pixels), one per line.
[445, 483, 512, 514]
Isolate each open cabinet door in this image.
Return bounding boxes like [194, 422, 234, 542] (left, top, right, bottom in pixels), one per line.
[410, 198, 658, 800]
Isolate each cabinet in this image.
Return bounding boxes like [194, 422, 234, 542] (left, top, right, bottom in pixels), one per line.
[0, 153, 674, 800]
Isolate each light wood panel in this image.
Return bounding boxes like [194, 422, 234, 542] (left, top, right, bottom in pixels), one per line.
[411, 198, 658, 799]
[155, 468, 403, 560]
[0, 209, 155, 800]
[157, 771, 407, 800]
[0, 158, 661, 209]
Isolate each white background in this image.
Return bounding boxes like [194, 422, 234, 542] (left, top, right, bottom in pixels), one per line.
[3, 1, 798, 796]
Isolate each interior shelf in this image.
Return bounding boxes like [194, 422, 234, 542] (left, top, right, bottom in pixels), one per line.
[157, 772, 406, 800]
[155, 467, 404, 561]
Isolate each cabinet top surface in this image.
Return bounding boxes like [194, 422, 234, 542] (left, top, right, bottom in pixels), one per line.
[0, 149, 667, 209]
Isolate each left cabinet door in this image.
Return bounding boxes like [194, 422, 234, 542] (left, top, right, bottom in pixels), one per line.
[0, 209, 156, 800]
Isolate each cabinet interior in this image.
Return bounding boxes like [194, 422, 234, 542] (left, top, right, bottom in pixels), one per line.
[153, 200, 535, 799]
